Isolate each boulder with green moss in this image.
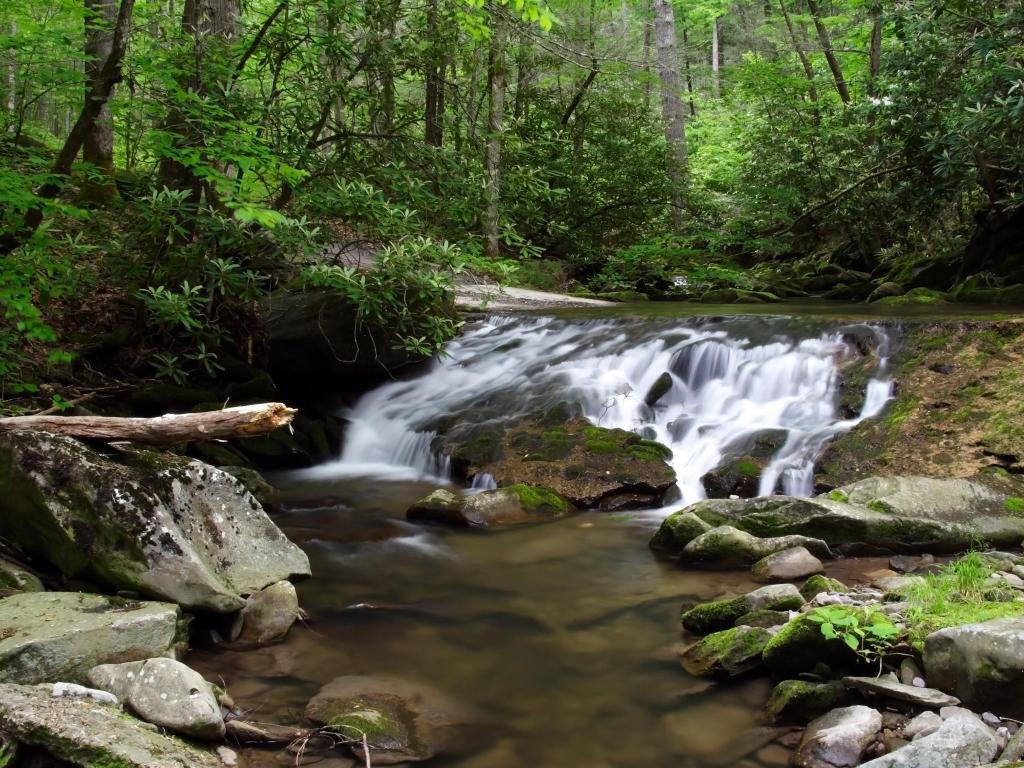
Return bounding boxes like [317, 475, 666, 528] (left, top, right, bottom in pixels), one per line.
[0, 592, 183, 685]
[682, 583, 804, 634]
[0, 558, 43, 595]
[735, 609, 793, 628]
[305, 675, 478, 764]
[762, 613, 861, 678]
[649, 512, 713, 555]
[679, 625, 772, 678]
[679, 476, 1024, 554]
[434, 416, 676, 509]
[801, 575, 849, 601]
[408, 484, 570, 528]
[680, 525, 832, 567]
[0, 683, 221, 767]
[764, 680, 849, 724]
[0, 431, 310, 613]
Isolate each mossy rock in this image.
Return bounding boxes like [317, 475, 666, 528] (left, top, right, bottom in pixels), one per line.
[679, 625, 772, 678]
[220, 466, 280, 512]
[682, 584, 804, 634]
[649, 511, 712, 555]
[735, 608, 793, 628]
[868, 282, 905, 302]
[594, 291, 650, 302]
[408, 484, 570, 528]
[800, 574, 848, 601]
[764, 680, 849, 724]
[762, 612, 873, 677]
[680, 525, 832, 567]
[0, 558, 43, 595]
[325, 700, 411, 752]
[644, 372, 674, 407]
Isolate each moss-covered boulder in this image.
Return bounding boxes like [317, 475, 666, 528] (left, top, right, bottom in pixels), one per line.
[0, 683, 221, 767]
[0, 431, 310, 613]
[735, 608, 795, 628]
[801, 575, 848, 601]
[408, 484, 570, 528]
[0, 592, 183, 685]
[649, 511, 713, 555]
[681, 583, 804, 634]
[701, 457, 765, 499]
[680, 525, 832, 567]
[679, 625, 772, 678]
[0, 558, 43, 595]
[679, 478, 1024, 554]
[436, 416, 676, 509]
[868, 281, 905, 302]
[762, 612, 877, 677]
[305, 676, 478, 764]
[764, 680, 849, 724]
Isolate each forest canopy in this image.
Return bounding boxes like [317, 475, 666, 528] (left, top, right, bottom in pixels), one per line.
[1, 0, 1022, 399]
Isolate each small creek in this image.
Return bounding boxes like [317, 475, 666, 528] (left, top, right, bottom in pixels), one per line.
[188, 304, 985, 767]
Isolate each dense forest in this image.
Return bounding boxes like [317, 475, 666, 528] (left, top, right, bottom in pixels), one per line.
[1, 0, 1022, 402]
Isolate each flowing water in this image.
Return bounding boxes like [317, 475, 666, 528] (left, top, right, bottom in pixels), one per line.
[191, 310, 900, 768]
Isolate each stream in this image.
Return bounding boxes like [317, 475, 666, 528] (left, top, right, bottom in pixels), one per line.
[192, 308, 905, 768]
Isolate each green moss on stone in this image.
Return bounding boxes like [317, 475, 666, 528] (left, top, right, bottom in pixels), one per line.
[734, 460, 761, 478]
[650, 511, 712, 554]
[682, 596, 747, 634]
[826, 490, 850, 503]
[764, 680, 847, 724]
[800, 574, 847, 601]
[506, 483, 569, 515]
[1004, 497, 1024, 514]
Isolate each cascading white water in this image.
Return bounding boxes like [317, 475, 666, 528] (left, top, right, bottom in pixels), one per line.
[307, 314, 893, 512]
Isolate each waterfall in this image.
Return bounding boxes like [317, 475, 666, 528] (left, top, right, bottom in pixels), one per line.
[313, 314, 894, 510]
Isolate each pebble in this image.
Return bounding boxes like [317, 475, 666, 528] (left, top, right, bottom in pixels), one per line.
[982, 711, 1002, 727]
[904, 711, 943, 740]
[899, 658, 924, 686]
[217, 747, 238, 767]
[912, 677, 926, 688]
[997, 726, 1010, 751]
[940, 706, 973, 720]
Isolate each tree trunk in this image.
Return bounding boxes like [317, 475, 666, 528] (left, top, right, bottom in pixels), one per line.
[424, 0, 444, 146]
[0, 0, 135, 255]
[641, 0, 653, 110]
[868, 1, 882, 96]
[0, 403, 296, 444]
[711, 17, 721, 97]
[806, 0, 850, 103]
[779, 0, 818, 102]
[653, 0, 688, 231]
[5, 21, 15, 125]
[82, 0, 118, 204]
[682, 26, 696, 117]
[482, 7, 507, 259]
[513, 40, 533, 121]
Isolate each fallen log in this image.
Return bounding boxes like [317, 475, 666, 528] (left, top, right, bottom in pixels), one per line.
[0, 402, 296, 444]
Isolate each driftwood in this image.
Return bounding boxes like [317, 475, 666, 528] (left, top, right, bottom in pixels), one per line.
[0, 402, 296, 444]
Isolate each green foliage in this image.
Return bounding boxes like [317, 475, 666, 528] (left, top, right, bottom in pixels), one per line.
[806, 605, 900, 660]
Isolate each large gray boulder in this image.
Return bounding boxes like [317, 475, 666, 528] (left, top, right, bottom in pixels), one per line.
[752, 546, 824, 582]
[671, 474, 1024, 554]
[0, 592, 182, 685]
[923, 616, 1024, 718]
[0, 683, 221, 767]
[0, 431, 310, 612]
[230, 580, 300, 647]
[88, 658, 224, 740]
[794, 705, 882, 768]
[857, 709, 998, 768]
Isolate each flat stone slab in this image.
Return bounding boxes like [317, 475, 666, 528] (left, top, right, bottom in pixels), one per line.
[0, 592, 181, 685]
[857, 710, 998, 768]
[843, 677, 960, 708]
[0, 683, 221, 767]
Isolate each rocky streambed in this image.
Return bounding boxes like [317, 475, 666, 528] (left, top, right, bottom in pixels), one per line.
[3, 308, 1024, 768]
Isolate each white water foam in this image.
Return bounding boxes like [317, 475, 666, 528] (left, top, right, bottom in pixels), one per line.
[314, 315, 893, 512]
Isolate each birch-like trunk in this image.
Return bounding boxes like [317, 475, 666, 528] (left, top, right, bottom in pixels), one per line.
[482, 7, 507, 259]
[653, 0, 688, 231]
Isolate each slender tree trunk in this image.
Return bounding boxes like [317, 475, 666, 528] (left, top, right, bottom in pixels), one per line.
[82, 0, 118, 204]
[806, 0, 850, 103]
[5, 21, 15, 126]
[868, 1, 882, 96]
[711, 17, 721, 98]
[482, 7, 507, 259]
[513, 40, 533, 121]
[779, 0, 818, 102]
[653, 0, 688, 231]
[641, 0, 653, 110]
[681, 26, 696, 117]
[424, 0, 444, 146]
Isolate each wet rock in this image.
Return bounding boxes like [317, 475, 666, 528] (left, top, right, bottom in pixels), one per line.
[0, 592, 182, 685]
[0, 557, 43, 594]
[88, 658, 224, 740]
[702, 457, 765, 500]
[842, 677, 960, 709]
[681, 526, 832, 567]
[408, 484, 570, 528]
[681, 478, 1024, 553]
[0, 432, 310, 613]
[898, 658, 924, 687]
[435, 416, 676, 509]
[752, 547, 825, 582]
[801, 575, 848, 601]
[644, 372, 674, 407]
[764, 680, 849, 724]
[305, 676, 477, 765]
[868, 282, 905, 302]
[763, 612, 885, 677]
[857, 709, 998, 768]
[649, 511, 713, 555]
[794, 705, 882, 768]
[220, 466, 280, 512]
[903, 711, 943, 740]
[0, 683, 221, 767]
[681, 584, 804, 634]
[923, 616, 1024, 718]
[735, 609, 794, 628]
[1001, 720, 1024, 762]
[679, 626, 772, 678]
[231, 580, 300, 647]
